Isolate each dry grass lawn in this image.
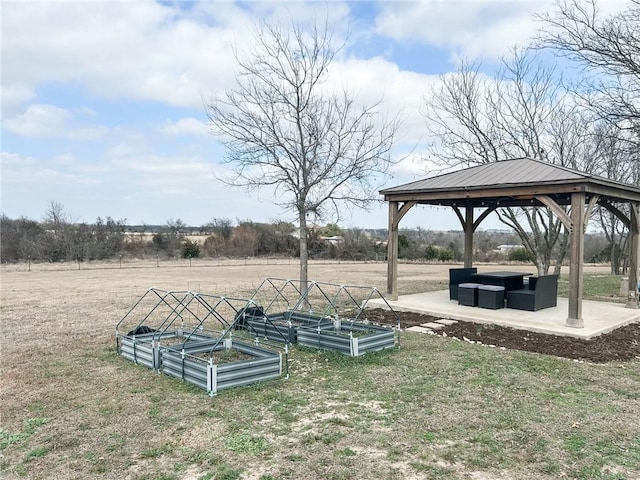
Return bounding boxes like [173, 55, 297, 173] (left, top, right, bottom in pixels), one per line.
[1, 260, 638, 480]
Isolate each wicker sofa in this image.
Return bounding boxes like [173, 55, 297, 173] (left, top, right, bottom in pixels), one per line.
[506, 274, 559, 311]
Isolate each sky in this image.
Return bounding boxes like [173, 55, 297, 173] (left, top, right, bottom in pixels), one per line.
[0, 0, 627, 231]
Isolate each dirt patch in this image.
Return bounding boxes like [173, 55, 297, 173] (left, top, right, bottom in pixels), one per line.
[367, 308, 640, 363]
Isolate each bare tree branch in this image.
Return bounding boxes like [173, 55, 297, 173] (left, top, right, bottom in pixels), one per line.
[206, 20, 400, 283]
[423, 49, 578, 273]
[536, 0, 640, 136]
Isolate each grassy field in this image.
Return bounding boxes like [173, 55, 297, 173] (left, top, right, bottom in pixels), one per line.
[1, 261, 639, 480]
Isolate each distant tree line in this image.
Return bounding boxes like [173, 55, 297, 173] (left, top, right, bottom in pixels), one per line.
[1, 202, 127, 263]
[0, 203, 617, 267]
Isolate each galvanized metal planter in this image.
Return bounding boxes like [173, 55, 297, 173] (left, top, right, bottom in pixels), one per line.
[241, 310, 334, 344]
[161, 338, 282, 396]
[120, 331, 169, 370]
[297, 321, 396, 356]
[119, 330, 215, 370]
[116, 279, 402, 391]
[115, 289, 286, 394]
[244, 278, 402, 356]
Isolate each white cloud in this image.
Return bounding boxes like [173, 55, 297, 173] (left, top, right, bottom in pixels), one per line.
[2, 1, 345, 112]
[0, 84, 36, 116]
[328, 56, 441, 145]
[2, 1, 237, 109]
[1, 1, 358, 112]
[111, 154, 213, 177]
[374, 1, 550, 61]
[4, 104, 69, 137]
[1, 151, 36, 167]
[1, 151, 99, 186]
[106, 143, 220, 194]
[3, 104, 108, 140]
[160, 117, 209, 137]
[393, 152, 431, 177]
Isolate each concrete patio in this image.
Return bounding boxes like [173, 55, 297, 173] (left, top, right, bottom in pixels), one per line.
[368, 290, 640, 339]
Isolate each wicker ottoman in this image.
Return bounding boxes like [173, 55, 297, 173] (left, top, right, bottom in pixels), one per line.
[478, 285, 506, 309]
[458, 283, 482, 306]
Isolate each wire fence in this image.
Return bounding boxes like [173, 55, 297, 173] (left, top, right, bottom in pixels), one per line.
[2, 256, 615, 275]
[2, 256, 391, 273]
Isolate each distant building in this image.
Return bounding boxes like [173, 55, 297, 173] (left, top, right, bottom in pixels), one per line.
[321, 236, 344, 245]
[496, 244, 522, 253]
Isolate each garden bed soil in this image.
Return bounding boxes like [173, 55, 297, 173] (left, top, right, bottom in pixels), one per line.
[160, 336, 189, 347]
[191, 349, 255, 364]
[366, 309, 640, 363]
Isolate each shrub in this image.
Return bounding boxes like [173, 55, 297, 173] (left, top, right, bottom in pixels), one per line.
[181, 239, 200, 259]
[508, 247, 534, 262]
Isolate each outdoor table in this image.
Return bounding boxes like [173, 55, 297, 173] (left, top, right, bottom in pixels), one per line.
[472, 271, 533, 292]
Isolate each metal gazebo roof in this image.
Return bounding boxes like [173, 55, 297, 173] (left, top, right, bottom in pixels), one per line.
[380, 157, 640, 206]
[380, 157, 640, 328]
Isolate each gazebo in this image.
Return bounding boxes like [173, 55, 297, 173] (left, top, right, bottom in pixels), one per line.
[380, 158, 640, 328]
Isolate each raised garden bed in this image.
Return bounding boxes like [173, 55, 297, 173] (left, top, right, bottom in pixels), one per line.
[119, 330, 216, 370]
[161, 338, 282, 395]
[297, 321, 396, 356]
[239, 310, 334, 343]
[116, 289, 286, 394]
[242, 278, 402, 356]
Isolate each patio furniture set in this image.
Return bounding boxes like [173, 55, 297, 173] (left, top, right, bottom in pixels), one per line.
[449, 267, 559, 312]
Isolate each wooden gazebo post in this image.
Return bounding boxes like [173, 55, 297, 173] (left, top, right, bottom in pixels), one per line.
[464, 207, 474, 268]
[567, 192, 585, 327]
[387, 201, 399, 300]
[387, 200, 417, 301]
[453, 205, 495, 268]
[627, 202, 640, 309]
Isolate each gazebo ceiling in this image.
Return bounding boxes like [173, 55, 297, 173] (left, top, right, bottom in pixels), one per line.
[380, 157, 640, 207]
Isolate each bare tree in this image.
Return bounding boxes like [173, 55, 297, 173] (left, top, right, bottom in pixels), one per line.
[537, 1, 640, 273]
[536, 0, 640, 140]
[202, 218, 233, 257]
[206, 20, 399, 285]
[589, 125, 638, 273]
[423, 49, 597, 274]
[42, 200, 74, 262]
[43, 200, 69, 232]
[424, 51, 563, 168]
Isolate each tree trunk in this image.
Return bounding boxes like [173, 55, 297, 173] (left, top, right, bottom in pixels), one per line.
[298, 209, 309, 287]
[552, 230, 570, 275]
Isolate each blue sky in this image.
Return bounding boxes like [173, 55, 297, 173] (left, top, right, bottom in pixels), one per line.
[0, 0, 624, 230]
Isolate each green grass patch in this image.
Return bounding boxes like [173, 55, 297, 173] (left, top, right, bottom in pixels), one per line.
[225, 434, 267, 455]
[0, 417, 51, 450]
[140, 443, 176, 458]
[558, 273, 626, 301]
[25, 446, 49, 461]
